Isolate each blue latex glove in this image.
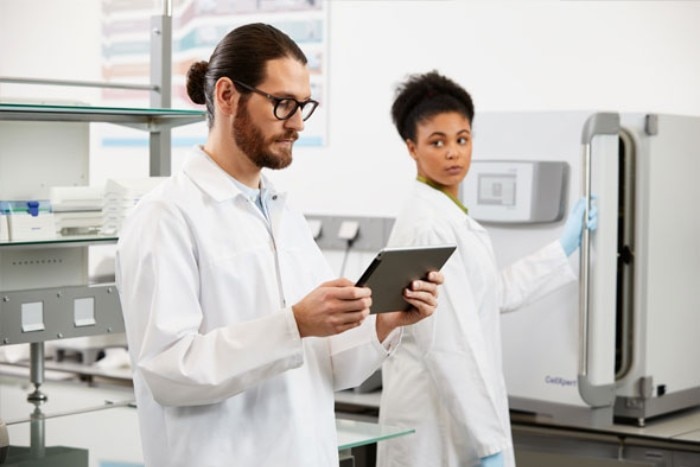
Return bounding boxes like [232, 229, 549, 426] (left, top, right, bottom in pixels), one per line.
[560, 196, 599, 256]
[480, 451, 504, 467]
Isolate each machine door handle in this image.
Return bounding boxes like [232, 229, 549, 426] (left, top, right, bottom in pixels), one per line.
[578, 113, 619, 407]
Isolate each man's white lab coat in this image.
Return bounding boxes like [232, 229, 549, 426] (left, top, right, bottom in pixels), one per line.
[376, 181, 575, 467]
[116, 147, 392, 467]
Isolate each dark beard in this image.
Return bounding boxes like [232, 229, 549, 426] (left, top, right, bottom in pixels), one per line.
[233, 100, 296, 170]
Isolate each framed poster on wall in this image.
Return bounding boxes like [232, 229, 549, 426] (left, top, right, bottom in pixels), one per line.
[100, 0, 328, 155]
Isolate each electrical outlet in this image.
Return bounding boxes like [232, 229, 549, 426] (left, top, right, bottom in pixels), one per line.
[337, 220, 360, 242]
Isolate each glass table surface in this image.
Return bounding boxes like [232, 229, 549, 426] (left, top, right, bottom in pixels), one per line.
[336, 418, 414, 451]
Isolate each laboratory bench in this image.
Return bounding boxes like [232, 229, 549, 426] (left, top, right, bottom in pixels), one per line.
[3, 359, 700, 466]
[335, 388, 700, 467]
[0, 369, 413, 467]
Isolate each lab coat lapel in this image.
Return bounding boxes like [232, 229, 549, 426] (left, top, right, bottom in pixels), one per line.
[260, 176, 288, 239]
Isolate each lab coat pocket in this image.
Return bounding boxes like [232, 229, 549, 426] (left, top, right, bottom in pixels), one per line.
[201, 245, 281, 323]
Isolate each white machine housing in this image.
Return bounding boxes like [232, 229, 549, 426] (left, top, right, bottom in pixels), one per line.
[463, 111, 700, 427]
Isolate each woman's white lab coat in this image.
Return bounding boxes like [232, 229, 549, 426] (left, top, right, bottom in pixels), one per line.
[376, 181, 575, 467]
[116, 147, 393, 467]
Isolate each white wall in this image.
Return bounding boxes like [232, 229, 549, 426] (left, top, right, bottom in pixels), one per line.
[2, 0, 699, 220]
[0, 0, 102, 103]
[275, 0, 700, 217]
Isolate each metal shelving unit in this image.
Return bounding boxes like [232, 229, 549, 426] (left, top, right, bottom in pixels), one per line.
[0, 7, 205, 404]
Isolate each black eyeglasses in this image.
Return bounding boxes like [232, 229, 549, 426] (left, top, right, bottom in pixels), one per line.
[233, 80, 319, 121]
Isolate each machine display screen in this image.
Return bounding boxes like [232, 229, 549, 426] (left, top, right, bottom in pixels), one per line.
[477, 173, 516, 206]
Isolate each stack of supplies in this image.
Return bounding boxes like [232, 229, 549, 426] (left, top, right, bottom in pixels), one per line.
[102, 178, 167, 235]
[50, 186, 104, 236]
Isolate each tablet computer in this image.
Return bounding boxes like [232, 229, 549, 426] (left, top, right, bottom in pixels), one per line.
[355, 245, 456, 314]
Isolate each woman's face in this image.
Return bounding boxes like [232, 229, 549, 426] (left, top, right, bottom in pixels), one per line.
[407, 111, 472, 197]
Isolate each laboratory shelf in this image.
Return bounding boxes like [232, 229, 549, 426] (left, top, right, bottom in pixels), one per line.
[0, 102, 205, 130]
[0, 234, 118, 250]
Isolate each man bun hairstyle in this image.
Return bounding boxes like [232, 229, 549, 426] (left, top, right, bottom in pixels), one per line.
[185, 23, 308, 128]
[186, 61, 209, 105]
[391, 70, 474, 142]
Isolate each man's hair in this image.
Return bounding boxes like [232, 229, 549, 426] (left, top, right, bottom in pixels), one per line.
[186, 23, 307, 127]
[391, 70, 474, 142]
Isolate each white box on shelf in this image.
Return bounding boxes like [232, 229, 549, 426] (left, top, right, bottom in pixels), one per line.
[7, 212, 57, 241]
[0, 200, 56, 241]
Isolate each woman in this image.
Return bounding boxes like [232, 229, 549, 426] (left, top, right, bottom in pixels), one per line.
[376, 71, 596, 467]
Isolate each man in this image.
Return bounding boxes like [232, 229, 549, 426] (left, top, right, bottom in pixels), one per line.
[116, 23, 442, 467]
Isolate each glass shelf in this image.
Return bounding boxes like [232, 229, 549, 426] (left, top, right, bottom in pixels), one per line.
[0, 102, 205, 130]
[0, 234, 118, 250]
[336, 418, 415, 451]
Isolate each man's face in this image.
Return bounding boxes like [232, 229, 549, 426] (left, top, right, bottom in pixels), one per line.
[233, 98, 292, 169]
[232, 57, 311, 170]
